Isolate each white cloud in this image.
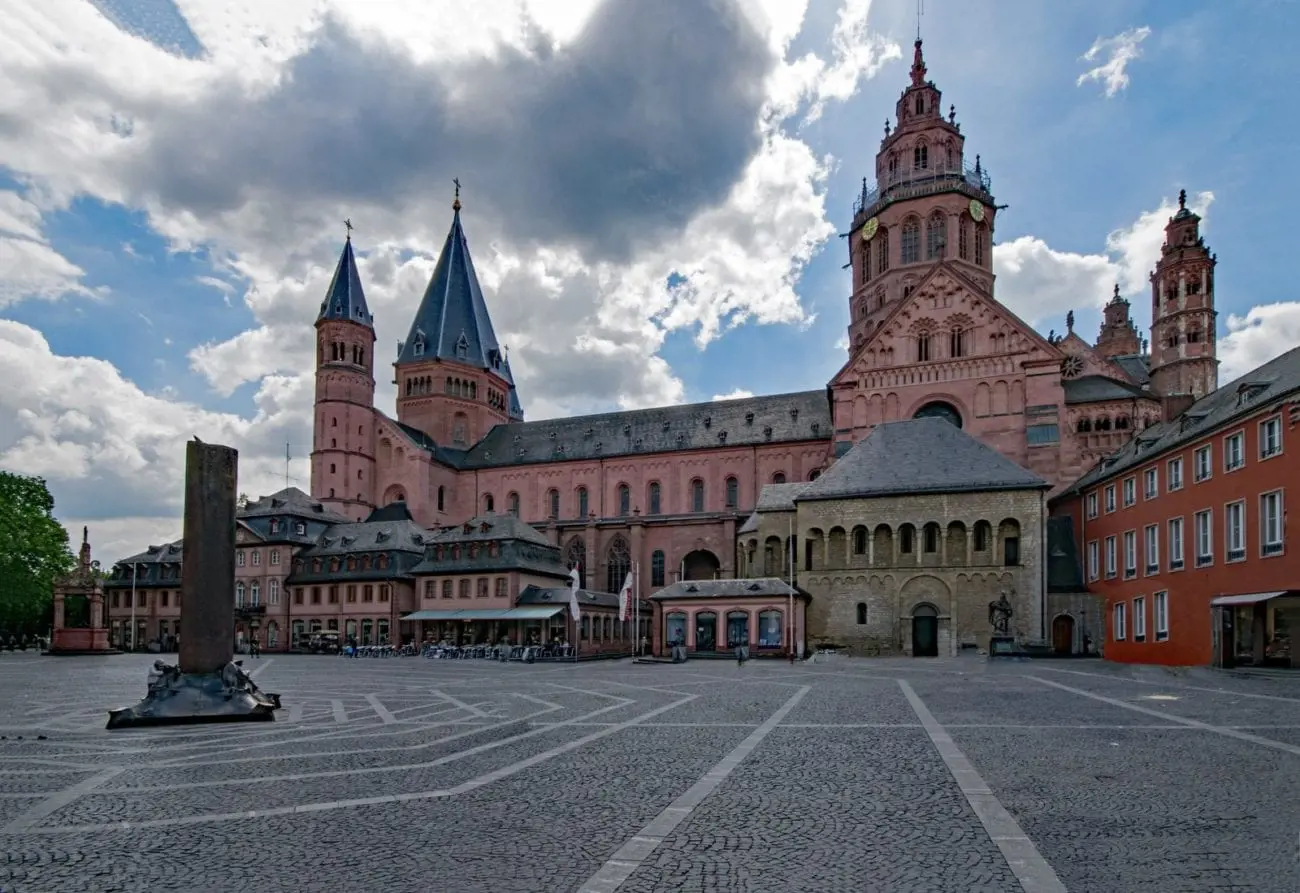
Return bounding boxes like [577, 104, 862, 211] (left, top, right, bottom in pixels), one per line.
[1219, 302, 1300, 383]
[1077, 26, 1151, 98]
[994, 190, 1213, 331]
[0, 189, 98, 307]
[713, 388, 755, 401]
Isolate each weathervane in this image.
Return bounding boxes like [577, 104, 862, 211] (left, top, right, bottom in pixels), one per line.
[453, 178, 462, 212]
[916, 0, 924, 41]
[344, 218, 353, 241]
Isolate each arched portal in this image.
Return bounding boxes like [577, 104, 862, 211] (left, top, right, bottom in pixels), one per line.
[911, 602, 940, 658]
[913, 400, 963, 428]
[682, 550, 721, 581]
[1052, 614, 1076, 655]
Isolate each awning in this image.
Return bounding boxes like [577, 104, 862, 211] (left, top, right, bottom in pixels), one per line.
[402, 607, 564, 621]
[1211, 591, 1289, 607]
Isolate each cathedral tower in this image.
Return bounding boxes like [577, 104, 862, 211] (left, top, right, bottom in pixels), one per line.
[1149, 190, 1218, 404]
[394, 189, 523, 448]
[1094, 284, 1143, 359]
[845, 38, 998, 354]
[310, 233, 377, 521]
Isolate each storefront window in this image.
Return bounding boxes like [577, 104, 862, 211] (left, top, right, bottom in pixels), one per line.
[377, 618, 390, 644]
[758, 610, 783, 648]
[695, 612, 717, 650]
[726, 611, 749, 647]
[665, 612, 687, 647]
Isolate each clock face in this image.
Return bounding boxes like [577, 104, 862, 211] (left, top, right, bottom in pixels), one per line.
[860, 217, 879, 242]
[969, 200, 985, 222]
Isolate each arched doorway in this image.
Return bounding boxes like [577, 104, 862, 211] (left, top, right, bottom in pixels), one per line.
[1052, 614, 1075, 655]
[694, 611, 718, 651]
[682, 550, 721, 581]
[911, 603, 939, 657]
[913, 401, 962, 428]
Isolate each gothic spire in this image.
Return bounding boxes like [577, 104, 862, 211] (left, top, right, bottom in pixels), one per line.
[316, 236, 373, 329]
[910, 38, 927, 86]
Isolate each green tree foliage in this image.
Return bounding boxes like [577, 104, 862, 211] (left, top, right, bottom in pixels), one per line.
[0, 471, 75, 634]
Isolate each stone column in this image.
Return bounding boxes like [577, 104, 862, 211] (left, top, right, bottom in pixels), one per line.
[179, 441, 238, 675]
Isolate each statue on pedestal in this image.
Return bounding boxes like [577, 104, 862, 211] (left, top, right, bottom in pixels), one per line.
[987, 592, 1014, 635]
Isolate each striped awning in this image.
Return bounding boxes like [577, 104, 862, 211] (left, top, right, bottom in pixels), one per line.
[402, 606, 565, 621]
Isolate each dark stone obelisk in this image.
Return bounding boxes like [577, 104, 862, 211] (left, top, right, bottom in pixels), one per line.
[179, 440, 237, 674]
[106, 439, 280, 729]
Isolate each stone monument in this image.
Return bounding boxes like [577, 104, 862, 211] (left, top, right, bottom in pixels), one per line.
[987, 591, 1019, 658]
[48, 528, 118, 655]
[107, 440, 281, 729]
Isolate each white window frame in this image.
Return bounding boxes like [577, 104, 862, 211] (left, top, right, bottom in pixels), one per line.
[1194, 445, 1212, 482]
[1144, 524, 1159, 575]
[1167, 457, 1184, 491]
[1122, 477, 1136, 508]
[1123, 530, 1137, 579]
[1223, 430, 1245, 472]
[1194, 509, 1213, 567]
[1168, 516, 1185, 571]
[269, 578, 280, 606]
[1113, 602, 1127, 641]
[1133, 596, 1146, 642]
[1087, 540, 1100, 581]
[1143, 467, 1158, 500]
[1261, 490, 1284, 557]
[1224, 500, 1246, 562]
[1105, 536, 1117, 578]
[1153, 590, 1168, 642]
[1087, 492, 1099, 519]
[1104, 485, 1116, 513]
[236, 551, 246, 567]
[251, 550, 261, 567]
[1259, 416, 1283, 460]
[270, 549, 280, 566]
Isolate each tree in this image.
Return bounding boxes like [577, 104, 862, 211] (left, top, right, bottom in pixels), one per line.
[0, 472, 75, 635]
[237, 492, 250, 510]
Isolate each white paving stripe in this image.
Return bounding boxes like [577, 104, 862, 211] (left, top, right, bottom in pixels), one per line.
[1029, 676, 1300, 757]
[365, 694, 396, 724]
[1033, 665, 1300, 703]
[575, 686, 811, 893]
[899, 680, 1067, 893]
[1, 767, 124, 833]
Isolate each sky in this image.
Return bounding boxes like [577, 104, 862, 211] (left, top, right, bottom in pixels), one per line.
[2, 0, 1299, 562]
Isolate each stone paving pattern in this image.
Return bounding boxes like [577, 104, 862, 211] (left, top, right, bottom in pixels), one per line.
[0, 651, 1298, 891]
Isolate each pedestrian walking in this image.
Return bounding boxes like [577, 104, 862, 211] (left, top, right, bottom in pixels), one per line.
[249, 634, 260, 658]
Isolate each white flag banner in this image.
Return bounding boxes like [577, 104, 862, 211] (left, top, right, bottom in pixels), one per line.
[568, 565, 582, 621]
[618, 571, 634, 622]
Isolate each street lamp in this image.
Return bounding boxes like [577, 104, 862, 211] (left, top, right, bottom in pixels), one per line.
[128, 560, 138, 652]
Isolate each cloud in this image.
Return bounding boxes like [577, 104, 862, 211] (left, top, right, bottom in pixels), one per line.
[0, 191, 97, 307]
[1077, 26, 1151, 98]
[713, 388, 755, 401]
[1218, 302, 1300, 383]
[994, 190, 1213, 330]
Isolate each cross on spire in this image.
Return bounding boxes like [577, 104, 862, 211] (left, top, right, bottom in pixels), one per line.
[344, 218, 353, 241]
[453, 178, 462, 212]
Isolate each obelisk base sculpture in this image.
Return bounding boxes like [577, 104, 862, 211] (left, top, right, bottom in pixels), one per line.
[107, 440, 281, 729]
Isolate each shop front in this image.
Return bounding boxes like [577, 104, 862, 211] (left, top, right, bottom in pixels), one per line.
[1211, 590, 1299, 669]
[403, 606, 568, 648]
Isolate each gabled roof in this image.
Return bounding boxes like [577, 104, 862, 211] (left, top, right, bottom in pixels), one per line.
[756, 482, 809, 511]
[1111, 354, 1151, 386]
[316, 238, 373, 329]
[298, 518, 430, 557]
[459, 389, 831, 469]
[1062, 375, 1152, 405]
[429, 513, 551, 546]
[796, 417, 1049, 501]
[239, 487, 351, 523]
[396, 208, 508, 381]
[1057, 345, 1300, 498]
[652, 578, 806, 601]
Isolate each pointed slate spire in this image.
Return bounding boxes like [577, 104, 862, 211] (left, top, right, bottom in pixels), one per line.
[502, 351, 525, 421]
[396, 193, 505, 373]
[317, 234, 374, 328]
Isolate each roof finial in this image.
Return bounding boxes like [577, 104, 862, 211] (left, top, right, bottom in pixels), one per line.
[1066, 310, 1074, 333]
[1177, 188, 1186, 210]
[344, 218, 353, 241]
[910, 0, 927, 86]
[453, 178, 461, 212]
[1113, 283, 1121, 301]
[916, 0, 924, 42]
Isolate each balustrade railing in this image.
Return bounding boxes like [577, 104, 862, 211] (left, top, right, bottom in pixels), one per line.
[853, 161, 993, 218]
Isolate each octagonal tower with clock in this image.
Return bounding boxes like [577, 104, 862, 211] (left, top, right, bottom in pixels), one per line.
[826, 39, 1175, 487]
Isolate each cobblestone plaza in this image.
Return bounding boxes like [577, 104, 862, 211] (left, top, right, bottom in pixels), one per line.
[1, 653, 1298, 892]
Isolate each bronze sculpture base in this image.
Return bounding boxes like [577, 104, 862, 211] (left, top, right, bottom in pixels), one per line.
[106, 669, 280, 730]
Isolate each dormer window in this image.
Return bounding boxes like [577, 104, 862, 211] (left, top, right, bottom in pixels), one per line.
[294, 522, 306, 536]
[455, 335, 469, 359]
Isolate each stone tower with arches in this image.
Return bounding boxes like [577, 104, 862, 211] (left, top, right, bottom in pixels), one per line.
[1149, 190, 1219, 408]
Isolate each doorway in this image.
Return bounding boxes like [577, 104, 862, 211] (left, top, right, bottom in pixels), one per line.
[911, 604, 939, 657]
[1051, 614, 1075, 654]
[694, 612, 717, 651]
[726, 611, 749, 648]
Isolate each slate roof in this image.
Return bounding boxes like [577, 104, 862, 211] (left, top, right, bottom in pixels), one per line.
[458, 389, 831, 470]
[240, 487, 351, 523]
[737, 512, 759, 535]
[1111, 354, 1151, 387]
[652, 578, 806, 601]
[429, 513, 551, 546]
[365, 502, 416, 524]
[1058, 345, 1300, 497]
[1062, 375, 1151, 405]
[756, 482, 809, 511]
[517, 585, 650, 610]
[503, 354, 525, 422]
[796, 417, 1049, 501]
[395, 208, 515, 402]
[299, 519, 430, 558]
[316, 238, 374, 328]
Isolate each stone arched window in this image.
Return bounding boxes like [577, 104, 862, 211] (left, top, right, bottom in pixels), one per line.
[617, 483, 630, 516]
[507, 492, 520, 516]
[852, 526, 868, 555]
[651, 550, 666, 587]
[577, 486, 589, 518]
[900, 217, 921, 265]
[606, 536, 631, 594]
[923, 522, 941, 553]
[437, 486, 445, 512]
[958, 215, 970, 260]
[725, 476, 739, 509]
[950, 327, 967, 358]
[648, 481, 661, 515]
[691, 479, 705, 513]
[913, 141, 928, 169]
[875, 228, 890, 274]
[772, 472, 786, 484]
[974, 222, 988, 266]
[856, 602, 867, 625]
[565, 538, 587, 588]
[483, 493, 494, 513]
[235, 582, 245, 607]
[547, 488, 560, 519]
[916, 331, 932, 362]
[926, 212, 945, 259]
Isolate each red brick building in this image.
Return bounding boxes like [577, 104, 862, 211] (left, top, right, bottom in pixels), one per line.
[1053, 345, 1300, 666]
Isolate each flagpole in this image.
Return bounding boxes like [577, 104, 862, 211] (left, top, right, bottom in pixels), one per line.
[633, 561, 639, 657]
[788, 516, 795, 661]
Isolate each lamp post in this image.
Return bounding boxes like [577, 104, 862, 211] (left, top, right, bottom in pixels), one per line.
[128, 561, 138, 652]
